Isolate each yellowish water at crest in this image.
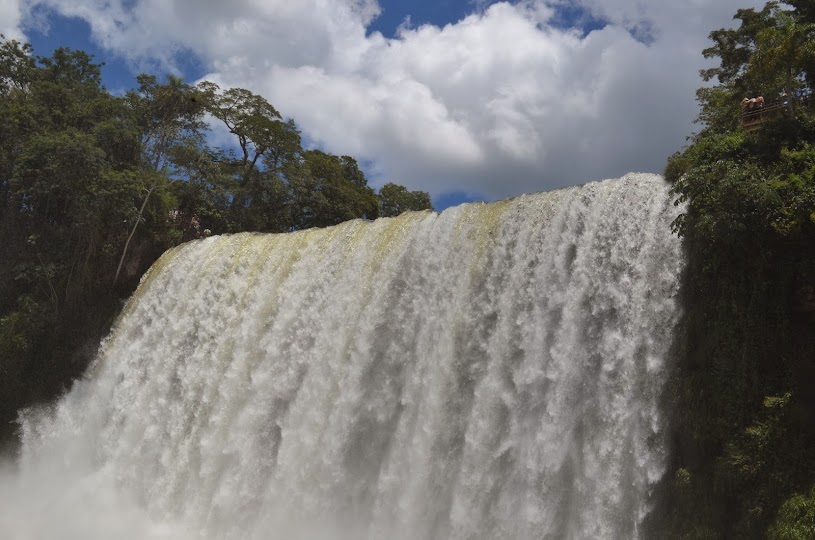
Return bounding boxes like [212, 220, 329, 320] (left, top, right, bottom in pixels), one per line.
[1, 173, 684, 540]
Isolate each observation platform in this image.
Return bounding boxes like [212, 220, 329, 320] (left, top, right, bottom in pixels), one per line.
[741, 95, 813, 132]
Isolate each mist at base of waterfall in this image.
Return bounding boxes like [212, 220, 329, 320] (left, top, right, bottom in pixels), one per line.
[0, 173, 684, 540]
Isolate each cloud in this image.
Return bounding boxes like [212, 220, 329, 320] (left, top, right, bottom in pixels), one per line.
[0, 0, 25, 39]
[14, 0, 765, 200]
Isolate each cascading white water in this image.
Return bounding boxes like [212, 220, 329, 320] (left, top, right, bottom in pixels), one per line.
[0, 173, 684, 540]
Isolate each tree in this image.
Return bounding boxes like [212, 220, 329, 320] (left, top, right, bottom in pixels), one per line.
[0, 40, 158, 442]
[197, 82, 301, 232]
[659, 2, 815, 538]
[753, 9, 815, 111]
[0, 37, 35, 225]
[1, 35, 438, 447]
[770, 484, 815, 540]
[114, 74, 205, 283]
[0, 36, 34, 99]
[696, 3, 767, 133]
[289, 151, 379, 229]
[378, 182, 433, 217]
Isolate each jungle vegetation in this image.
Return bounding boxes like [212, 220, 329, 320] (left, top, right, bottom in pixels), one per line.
[658, 1, 815, 537]
[3, 2, 815, 537]
[0, 37, 431, 448]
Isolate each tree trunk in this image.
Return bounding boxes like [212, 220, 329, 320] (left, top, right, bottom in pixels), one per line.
[113, 183, 156, 285]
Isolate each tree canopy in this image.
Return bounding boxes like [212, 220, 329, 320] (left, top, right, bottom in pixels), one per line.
[660, 2, 815, 537]
[0, 35, 432, 447]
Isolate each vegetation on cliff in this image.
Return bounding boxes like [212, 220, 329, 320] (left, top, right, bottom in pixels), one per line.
[0, 37, 431, 447]
[3, 2, 814, 536]
[660, 1, 815, 537]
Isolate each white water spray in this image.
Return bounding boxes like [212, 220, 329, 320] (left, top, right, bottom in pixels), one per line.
[1, 173, 684, 539]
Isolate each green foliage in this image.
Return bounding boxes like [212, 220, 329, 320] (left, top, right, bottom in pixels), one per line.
[0, 36, 433, 448]
[288, 150, 379, 228]
[696, 2, 815, 138]
[659, 2, 815, 538]
[769, 485, 815, 540]
[718, 393, 814, 534]
[378, 182, 433, 217]
[0, 298, 47, 388]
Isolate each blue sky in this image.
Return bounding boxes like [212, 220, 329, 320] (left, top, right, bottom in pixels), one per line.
[23, 1, 501, 209]
[25, 2, 526, 104]
[370, 1, 491, 37]
[26, 16, 136, 91]
[4, 0, 765, 211]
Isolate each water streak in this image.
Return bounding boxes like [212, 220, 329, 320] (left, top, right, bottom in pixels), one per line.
[1, 173, 684, 539]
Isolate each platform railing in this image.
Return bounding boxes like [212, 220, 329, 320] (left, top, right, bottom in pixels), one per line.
[741, 96, 814, 131]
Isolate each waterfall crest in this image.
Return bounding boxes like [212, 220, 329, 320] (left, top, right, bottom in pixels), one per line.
[2, 173, 684, 539]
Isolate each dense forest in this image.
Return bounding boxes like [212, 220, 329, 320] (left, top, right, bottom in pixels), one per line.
[2, 0, 815, 537]
[0, 37, 431, 447]
[657, 1, 815, 537]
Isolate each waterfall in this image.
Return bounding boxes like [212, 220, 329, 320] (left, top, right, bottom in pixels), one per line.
[0, 173, 684, 539]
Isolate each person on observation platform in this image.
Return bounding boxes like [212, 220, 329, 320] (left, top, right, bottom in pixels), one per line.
[742, 96, 765, 114]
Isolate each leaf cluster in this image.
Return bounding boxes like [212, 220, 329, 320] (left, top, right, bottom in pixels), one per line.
[655, 3, 815, 537]
[0, 36, 433, 448]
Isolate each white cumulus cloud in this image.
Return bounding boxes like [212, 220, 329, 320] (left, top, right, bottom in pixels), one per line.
[1, 0, 26, 39]
[10, 0, 766, 200]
